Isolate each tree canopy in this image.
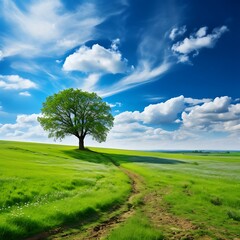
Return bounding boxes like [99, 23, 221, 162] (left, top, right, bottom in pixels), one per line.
[38, 88, 114, 150]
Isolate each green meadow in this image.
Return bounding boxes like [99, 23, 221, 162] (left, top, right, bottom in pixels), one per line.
[0, 140, 240, 239]
[0, 141, 130, 239]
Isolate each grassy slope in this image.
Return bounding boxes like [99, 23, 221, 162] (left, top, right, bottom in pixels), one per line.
[93, 148, 240, 239]
[0, 141, 240, 239]
[0, 141, 130, 240]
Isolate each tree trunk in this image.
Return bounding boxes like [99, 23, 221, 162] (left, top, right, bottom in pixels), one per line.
[79, 137, 85, 150]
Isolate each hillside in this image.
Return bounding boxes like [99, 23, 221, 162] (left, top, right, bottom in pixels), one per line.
[0, 141, 240, 239]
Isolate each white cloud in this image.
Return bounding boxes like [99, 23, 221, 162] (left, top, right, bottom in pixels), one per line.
[184, 97, 212, 105]
[195, 26, 208, 38]
[99, 60, 171, 97]
[111, 38, 120, 51]
[190, 96, 231, 114]
[98, 96, 240, 150]
[19, 91, 31, 97]
[146, 96, 164, 102]
[114, 96, 211, 125]
[0, 114, 47, 140]
[63, 43, 128, 74]
[141, 96, 185, 124]
[114, 111, 141, 124]
[94, 10, 176, 98]
[0, 50, 3, 60]
[81, 74, 101, 92]
[181, 96, 240, 132]
[172, 25, 228, 62]
[177, 55, 190, 63]
[0, 75, 37, 90]
[101, 116, 222, 150]
[0, 104, 8, 117]
[114, 96, 186, 125]
[169, 26, 187, 41]
[16, 114, 40, 125]
[107, 102, 122, 108]
[0, 1, 105, 59]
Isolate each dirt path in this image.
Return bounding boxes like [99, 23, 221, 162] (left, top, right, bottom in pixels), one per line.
[77, 168, 142, 240]
[37, 168, 142, 240]
[143, 191, 200, 240]
[26, 165, 212, 240]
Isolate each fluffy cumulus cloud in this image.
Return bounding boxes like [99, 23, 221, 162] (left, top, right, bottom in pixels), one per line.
[63, 43, 128, 74]
[0, 75, 37, 90]
[0, 114, 46, 140]
[115, 95, 240, 133]
[115, 96, 186, 125]
[141, 96, 185, 124]
[172, 25, 228, 63]
[181, 96, 240, 132]
[101, 96, 240, 150]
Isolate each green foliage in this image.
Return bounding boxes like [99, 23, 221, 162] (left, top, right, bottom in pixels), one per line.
[38, 88, 114, 149]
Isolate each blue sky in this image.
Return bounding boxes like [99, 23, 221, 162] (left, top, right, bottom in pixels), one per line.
[0, 0, 240, 150]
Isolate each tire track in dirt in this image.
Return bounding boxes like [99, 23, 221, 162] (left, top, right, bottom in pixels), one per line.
[80, 168, 143, 240]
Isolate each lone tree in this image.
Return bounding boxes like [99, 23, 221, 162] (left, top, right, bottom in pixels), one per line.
[38, 88, 114, 150]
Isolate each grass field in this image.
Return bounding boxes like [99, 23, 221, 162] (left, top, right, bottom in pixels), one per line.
[96, 148, 240, 239]
[0, 141, 130, 239]
[0, 140, 240, 239]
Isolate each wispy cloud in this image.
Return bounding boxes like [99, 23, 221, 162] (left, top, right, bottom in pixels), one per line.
[0, 0, 105, 59]
[95, 4, 180, 97]
[98, 61, 171, 97]
[107, 102, 122, 108]
[169, 26, 187, 41]
[19, 91, 31, 97]
[81, 74, 101, 92]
